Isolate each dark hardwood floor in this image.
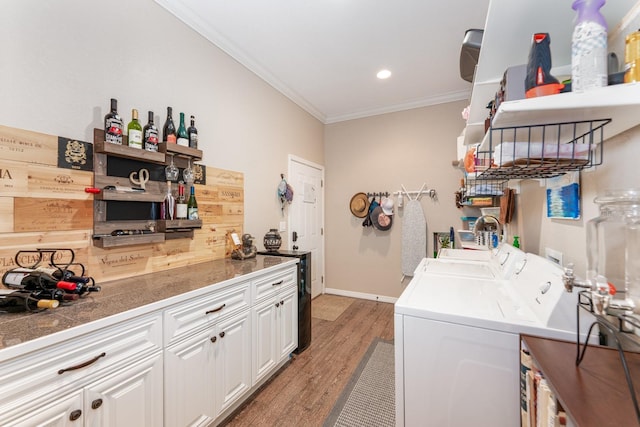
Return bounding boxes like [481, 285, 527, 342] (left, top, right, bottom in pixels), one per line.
[222, 296, 395, 426]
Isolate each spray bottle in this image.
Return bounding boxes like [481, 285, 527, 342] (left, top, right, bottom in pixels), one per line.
[571, 0, 608, 91]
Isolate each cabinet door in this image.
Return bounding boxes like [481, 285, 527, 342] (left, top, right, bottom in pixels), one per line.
[0, 390, 84, 427]
[278, 285, 298, 361]
[84, 351, 163, 427]
[164, 329, 216, 427]
[215, 310, 252, 415]
[252, 299, 278, 385]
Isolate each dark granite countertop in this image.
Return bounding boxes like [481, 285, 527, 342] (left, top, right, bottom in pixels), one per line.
[0, 255, 297, 355]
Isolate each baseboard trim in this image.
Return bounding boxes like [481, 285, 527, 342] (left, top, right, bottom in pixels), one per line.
[323, 288, 397, 304]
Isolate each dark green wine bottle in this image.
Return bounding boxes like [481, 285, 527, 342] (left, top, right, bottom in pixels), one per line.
[177, 112, 188, 147]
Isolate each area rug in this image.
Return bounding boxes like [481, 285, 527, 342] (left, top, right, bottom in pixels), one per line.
[312, 294, 354, 321]
[323, 338, 395, 427]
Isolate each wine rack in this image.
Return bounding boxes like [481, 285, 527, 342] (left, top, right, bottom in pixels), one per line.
[92, 129, 202, 248]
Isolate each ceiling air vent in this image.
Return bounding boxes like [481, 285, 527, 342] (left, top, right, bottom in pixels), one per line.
[460, 29, 484, 83]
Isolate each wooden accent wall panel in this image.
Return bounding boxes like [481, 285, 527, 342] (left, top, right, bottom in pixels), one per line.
[0, 125, 59, 166]
[0, 125, 244, 284]
[86, 166, 244, 281]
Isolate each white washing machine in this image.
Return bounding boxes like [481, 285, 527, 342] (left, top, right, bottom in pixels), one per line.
[394, 248, 594, 427]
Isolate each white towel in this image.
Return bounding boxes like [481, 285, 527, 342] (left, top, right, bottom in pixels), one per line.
[402, 199, 427, 277]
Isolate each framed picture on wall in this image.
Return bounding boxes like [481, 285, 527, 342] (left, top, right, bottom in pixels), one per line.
[546, 171, 580, 219]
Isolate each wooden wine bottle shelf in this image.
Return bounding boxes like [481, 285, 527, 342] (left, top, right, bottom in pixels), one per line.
[93, 233, 165, 248]
[93, 129, 166, 164]
[94, 191, 165, 203]
[158, 142, 202, 161]
[156, 219, 203, 232]
[92, 128, 203, 248]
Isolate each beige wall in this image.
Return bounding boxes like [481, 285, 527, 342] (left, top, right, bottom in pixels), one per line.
[324, 102, 467, 299]
[516, 128, 640, 277]
[0, 0, 324, 247]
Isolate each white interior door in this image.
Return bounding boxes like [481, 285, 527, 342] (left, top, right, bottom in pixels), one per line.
[288, 155, 324, 298]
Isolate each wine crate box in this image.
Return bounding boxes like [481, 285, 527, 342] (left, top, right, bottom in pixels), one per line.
[0, 125, 59, 167]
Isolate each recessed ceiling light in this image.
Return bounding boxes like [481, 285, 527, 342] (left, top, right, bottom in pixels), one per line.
[377, 69, 392, 80]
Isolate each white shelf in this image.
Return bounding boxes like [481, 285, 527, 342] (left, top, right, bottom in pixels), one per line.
[475, 83, 640, 152]
[462, 0, 635, 146]
[493, 83, 640, 130]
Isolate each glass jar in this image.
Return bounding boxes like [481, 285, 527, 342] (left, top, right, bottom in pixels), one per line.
[586, 189, 640, 314]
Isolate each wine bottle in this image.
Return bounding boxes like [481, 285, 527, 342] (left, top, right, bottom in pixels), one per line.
[104, 98, 123, 145]
[177, 112, 189, 147]
[161, 180, 175, 220]
[187, 115, 198, 149]
[2, 267, 100, 296]
[163, 107, 177, 143]
[0, 289, 59, 313]
[176, 182, 188, 219]
[143, 111, 159, 152]
[127, 109, 143, 149]
[187, 185, 199, 220]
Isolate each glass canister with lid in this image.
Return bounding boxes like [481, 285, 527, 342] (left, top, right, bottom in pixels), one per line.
[586, 189, 640, 314]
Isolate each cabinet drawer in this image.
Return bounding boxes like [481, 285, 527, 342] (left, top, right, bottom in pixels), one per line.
[252, 267, 297, 304]
[164, 281, 250, 346]
[0, 311, 162, 403]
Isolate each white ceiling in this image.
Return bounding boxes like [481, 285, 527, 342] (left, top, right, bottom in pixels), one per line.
[154, 0, 491, 124]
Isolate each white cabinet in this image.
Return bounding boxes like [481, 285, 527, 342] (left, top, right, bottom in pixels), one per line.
[83, 352, 164, 426]
[252, 283, 297, 385]
[164, 310, 251, 426]
[0, 313, 163, 427]
[0, 261, 298, 427]
[215, 310, 252, 415]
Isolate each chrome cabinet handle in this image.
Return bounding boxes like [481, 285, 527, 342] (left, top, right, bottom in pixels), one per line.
[58, 352, 106, 375]
[205, 303, 226, 315]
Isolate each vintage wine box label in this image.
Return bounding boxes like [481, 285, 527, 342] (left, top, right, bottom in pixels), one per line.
[0, 159, 92, 200]
[207, 167, 242, 187]
[57, 136, 93, 171]
[0, 125, 58, 166]
[13, 198, 93, 232]
[0, 159, 28, 195]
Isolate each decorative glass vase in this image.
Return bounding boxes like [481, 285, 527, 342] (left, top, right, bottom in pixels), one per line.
[263, 229, 282, 252]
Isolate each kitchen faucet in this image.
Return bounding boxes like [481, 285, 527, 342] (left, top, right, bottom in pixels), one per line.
[472, 215, 503, 247]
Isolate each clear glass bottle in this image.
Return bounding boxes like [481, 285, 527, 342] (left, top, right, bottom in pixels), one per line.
[586, 189, 640, 314]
